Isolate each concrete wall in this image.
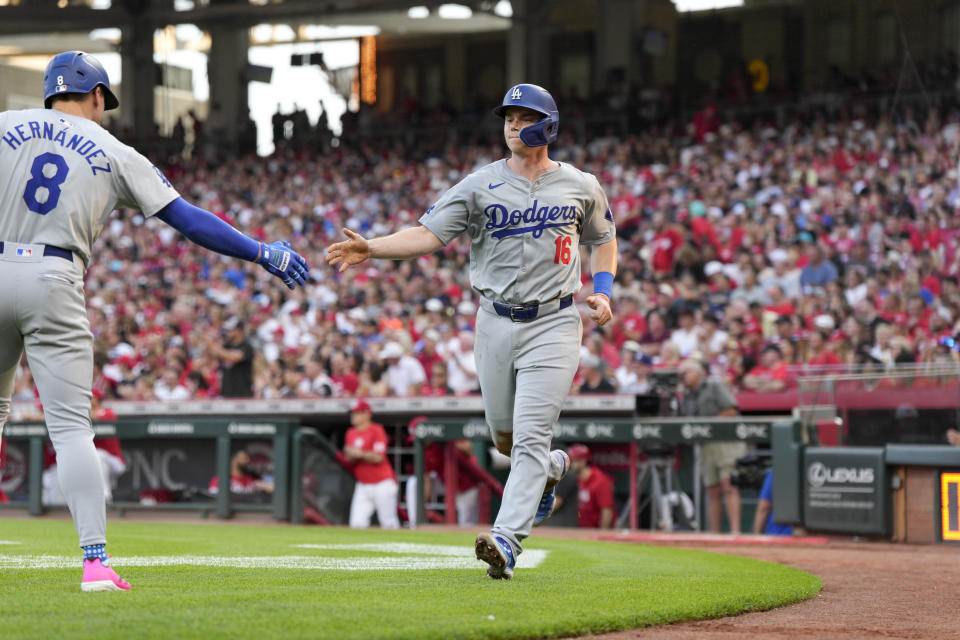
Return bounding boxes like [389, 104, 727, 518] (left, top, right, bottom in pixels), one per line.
[0, 61, 204, 136]
[0, 63, 44, 110]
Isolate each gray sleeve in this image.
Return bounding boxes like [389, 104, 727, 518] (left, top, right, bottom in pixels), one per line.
[708, 379, 739, 414]
[114, 143, 179, 216]
[417, 175, 476, 246]
[579, 173, 615, 246]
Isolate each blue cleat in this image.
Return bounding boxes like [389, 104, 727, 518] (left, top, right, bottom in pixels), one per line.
[475, 533, 516, 580]
[534, 450, 571, 527]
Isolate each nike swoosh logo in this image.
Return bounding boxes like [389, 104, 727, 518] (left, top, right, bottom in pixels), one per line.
[488, 182, 505, 189]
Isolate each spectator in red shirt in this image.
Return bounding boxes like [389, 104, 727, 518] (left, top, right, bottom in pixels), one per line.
[343, 399, 399, 529]
[568, 444, 615, 529]
[421, 362, 454, 396]
[416, 329, 445, 385]
[613, 295, 646, 348]
[329, 352, 359, 396]
[743, 344, 792, 392]
[651, 212, 685, 274]
[805, 330, 842, 368]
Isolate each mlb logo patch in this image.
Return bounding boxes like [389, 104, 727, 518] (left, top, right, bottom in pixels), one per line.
[56, 85, 68, 93]
[16, 248, 33, 257]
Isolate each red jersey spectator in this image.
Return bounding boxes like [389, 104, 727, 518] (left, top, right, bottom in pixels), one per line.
[805, 330, 842, 368]
[416, 329, 445, 385]
[343, 399, 399, 529]
[743, 344, 793, 391]
[329, 352, 359, 396]
[651, 212, 685, 274]
[421, 362, 454, 396]
[569, 444, 615, 529]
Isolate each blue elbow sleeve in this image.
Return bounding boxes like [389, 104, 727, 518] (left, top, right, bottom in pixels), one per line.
[156, 197, 260, 262]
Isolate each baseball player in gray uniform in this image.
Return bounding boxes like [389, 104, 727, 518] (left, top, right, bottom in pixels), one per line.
[327, 83, 617, 579]
[0, 51, 308, 591]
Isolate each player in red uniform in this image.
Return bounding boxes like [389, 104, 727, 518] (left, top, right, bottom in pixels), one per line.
[343, 399, 399, 529]
[568, 444, 615, 529]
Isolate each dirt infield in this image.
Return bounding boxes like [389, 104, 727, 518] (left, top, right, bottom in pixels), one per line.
[542, 530, 960, 640]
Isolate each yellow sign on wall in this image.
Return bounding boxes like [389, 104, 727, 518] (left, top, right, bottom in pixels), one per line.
[942, 473, 960, 541]
[748, 59, 769, 93]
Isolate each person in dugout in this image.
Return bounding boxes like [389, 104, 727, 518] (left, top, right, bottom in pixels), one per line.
[423, 439, 480, 525]
[568, 444, 615, 529]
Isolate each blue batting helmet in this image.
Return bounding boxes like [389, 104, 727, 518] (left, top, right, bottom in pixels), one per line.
[43, 51, 119, 111]
[493, 83, 559, 147]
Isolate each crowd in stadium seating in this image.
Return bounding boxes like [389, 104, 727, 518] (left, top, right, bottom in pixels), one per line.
[9, 93, 960, 408]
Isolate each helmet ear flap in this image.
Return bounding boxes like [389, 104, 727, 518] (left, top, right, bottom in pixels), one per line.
[494, 83, 559, 145]
[517, 115, 559, 147]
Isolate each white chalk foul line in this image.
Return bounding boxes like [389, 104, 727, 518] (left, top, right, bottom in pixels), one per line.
[290, 543, 547, 568]
[0, 541, 22, 545]
[293, 543, 476, 556]
[0, 547, 548, 571]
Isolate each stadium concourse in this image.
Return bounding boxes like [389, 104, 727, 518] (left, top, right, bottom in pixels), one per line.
[8, 94, 960, 411]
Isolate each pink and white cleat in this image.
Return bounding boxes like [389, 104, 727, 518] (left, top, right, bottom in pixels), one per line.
[81, 558, 131, 592]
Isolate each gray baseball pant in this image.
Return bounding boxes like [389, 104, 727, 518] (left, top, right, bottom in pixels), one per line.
[474, 303, 581, 555]
[0, 246, 106, 548]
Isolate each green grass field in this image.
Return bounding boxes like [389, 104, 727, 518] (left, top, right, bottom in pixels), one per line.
[0, 518, 820, 640]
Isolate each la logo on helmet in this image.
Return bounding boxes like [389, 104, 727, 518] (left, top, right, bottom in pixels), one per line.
[511, 87, 523, 100]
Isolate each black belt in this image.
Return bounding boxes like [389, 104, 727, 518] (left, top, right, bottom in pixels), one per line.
[490, 294, 574, 322]
[0, 241, 73, 262]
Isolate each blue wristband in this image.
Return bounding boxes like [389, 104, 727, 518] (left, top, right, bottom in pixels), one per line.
[593, 271, 614, 298]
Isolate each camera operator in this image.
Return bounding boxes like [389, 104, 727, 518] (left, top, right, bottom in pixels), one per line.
[677, 358, 745, 533]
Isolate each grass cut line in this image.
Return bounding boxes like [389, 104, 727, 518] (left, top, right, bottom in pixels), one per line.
[0, 518, 821, 640]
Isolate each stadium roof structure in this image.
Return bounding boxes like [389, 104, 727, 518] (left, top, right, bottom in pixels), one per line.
[0, 1, 512, 39]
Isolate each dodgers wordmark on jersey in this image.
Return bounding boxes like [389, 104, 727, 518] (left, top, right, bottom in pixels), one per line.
[418, 159, 615, 304]
[0, 108, 179, 266]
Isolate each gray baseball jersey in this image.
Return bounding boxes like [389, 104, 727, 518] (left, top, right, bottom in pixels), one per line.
[0, 108, 179, 266]
[420, 158, 616, 562]
[0, 108, 177, 551]
[418, 159, 614, 304]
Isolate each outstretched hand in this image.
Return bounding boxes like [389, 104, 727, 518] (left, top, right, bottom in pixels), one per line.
[586, 293, 613, 327]
[326, 228, 371, 273]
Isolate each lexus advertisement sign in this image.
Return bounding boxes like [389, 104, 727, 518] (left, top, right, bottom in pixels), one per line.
[803, 447, 890, 536]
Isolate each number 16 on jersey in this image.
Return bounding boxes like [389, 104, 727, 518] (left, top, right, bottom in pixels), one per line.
[553, 236, 571, 264]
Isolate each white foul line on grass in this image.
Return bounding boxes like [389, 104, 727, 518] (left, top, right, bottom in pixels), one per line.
[0, 547, 548, 571]
[291, 543, 548, 568]
[0, 541, 22, 545]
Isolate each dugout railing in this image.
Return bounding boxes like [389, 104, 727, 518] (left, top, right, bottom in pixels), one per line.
[2, 396, 784, 529]
[2, 395, 639, 523]
[411, 416, 783, 530]
[1, 418, 296, 521]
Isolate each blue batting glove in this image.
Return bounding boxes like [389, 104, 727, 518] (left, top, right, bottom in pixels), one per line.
[256, 240, 310, 290]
